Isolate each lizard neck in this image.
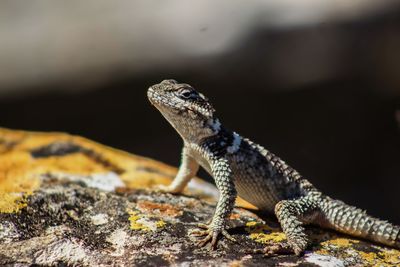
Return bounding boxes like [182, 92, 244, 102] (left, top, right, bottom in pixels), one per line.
[162, 111, 222, 144]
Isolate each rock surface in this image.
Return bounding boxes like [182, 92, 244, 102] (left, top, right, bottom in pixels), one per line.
[0, 128, 399, 266]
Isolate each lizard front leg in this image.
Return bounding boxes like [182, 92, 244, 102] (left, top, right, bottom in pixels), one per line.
[158, 146, 199, 194]
[192, 158, 237, 249]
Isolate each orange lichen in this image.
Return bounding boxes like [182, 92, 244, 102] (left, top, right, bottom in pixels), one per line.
[229, 213, 241, 220]
[136, 200, 183, 217]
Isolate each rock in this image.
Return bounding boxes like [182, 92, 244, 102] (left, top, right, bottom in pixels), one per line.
[0, 128, 399, 266]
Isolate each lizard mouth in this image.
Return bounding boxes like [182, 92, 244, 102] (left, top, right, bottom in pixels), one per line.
[147, 88, 181, 114]
[147, 87, 160, 107]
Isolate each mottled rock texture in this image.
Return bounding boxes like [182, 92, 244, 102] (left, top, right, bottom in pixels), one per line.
[0, 128, 399, 266]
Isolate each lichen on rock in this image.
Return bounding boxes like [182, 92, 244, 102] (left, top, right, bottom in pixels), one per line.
[0, 128, 399, 266]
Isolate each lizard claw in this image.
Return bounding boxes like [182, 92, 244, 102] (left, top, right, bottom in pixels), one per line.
[191, 223, 236, 249]
[196, 231, 219, 249]
[190, 230, 209, 237]
[196, 223, 210, 229]
[210, 232, 219, 249]
[222, 230, 237, 243]
[197, 233, 214, 248]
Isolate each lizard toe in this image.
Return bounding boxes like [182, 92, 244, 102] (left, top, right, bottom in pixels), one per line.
[222, 230, 237, 243]
[210, 232, 220, 249]
[197, 233, 213, 247]
[196, 223, 210, 229]
[191, 223, 234, 249]
[190, 230, 209, 237]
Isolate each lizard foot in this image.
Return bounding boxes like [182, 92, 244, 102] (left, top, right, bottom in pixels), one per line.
[191, 225, 236, 249]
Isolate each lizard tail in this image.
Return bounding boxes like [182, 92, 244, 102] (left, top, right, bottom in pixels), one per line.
[319, 197, 400, 248]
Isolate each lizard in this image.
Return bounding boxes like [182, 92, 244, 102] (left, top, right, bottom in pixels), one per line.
[147, 79, 400, 255]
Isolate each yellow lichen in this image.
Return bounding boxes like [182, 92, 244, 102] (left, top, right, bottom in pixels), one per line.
[156, 220, 166, 228]
[128, 211, 151, 231]
[317, 236, 400, 267]
[378, 249, 400, 266]
[320, 238, 358, 248]
[245, 221, 286, 244]
[352, 249, 400, 267]
[0, 153, 41, 213]
[245, 221, 258, 227]
[315, 249, 331, 256]
[359, 251, 378, 263]
[249, 232, 286, 244]
[0, 127, 253, 215]
[127, 209, 167, 232]
[0, 192, 31, 213]
[0, 128, 180, 214]
[357, 250, 400, 267]
[0, 127, 226, 214]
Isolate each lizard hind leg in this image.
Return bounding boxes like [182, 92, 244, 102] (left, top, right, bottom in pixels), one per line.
[271, 194, 320, 256]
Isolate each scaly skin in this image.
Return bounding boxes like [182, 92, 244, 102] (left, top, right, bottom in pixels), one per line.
[147, 79, 400, 255]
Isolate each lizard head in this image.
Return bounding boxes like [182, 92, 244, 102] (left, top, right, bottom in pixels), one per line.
[148, 79, 219, 141]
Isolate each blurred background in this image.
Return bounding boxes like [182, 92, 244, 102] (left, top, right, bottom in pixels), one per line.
[1, 1, 399, 223]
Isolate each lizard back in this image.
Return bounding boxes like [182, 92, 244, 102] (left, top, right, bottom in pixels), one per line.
[199, 125, 316, 212]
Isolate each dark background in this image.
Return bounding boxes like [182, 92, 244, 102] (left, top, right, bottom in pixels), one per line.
[1, 2, 399, 223]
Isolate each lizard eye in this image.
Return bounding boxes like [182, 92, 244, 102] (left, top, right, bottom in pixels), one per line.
[179, 88, 198, 99]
